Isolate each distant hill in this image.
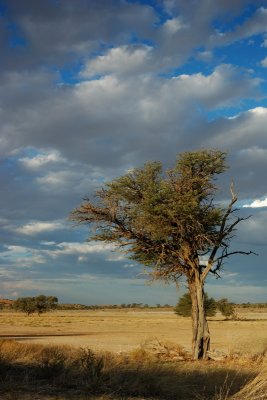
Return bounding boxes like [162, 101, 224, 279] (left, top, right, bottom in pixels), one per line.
[0, 299, 14, 308]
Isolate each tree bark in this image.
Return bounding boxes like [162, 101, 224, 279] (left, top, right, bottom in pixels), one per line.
[188, 277, 210, 360]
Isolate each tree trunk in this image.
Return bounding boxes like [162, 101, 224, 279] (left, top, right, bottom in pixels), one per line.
[188, 277, 210, 360]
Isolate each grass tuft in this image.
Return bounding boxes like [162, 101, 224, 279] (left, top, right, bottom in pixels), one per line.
[231, 362, 267, 400]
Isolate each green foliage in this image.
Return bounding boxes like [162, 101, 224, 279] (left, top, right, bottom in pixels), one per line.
[35, 295, 58, 315]
[13, 297, 37, 316]
[174, 292, 217, 317]
[204, 294, 217, 317]
[217, 298, 235, 318]
[71, 149, 229, 282]
[13, 295, 58, 316]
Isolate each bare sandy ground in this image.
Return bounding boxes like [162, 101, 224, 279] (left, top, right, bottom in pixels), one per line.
[0, 309, 266, 354]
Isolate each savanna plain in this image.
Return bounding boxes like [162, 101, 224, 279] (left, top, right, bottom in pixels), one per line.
[0, 307, 266, 400]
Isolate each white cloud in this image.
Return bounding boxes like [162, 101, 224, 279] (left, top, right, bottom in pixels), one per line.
[52, 241, 116, 256]
[163, 17, 188, 35]
[210, 107, 267, 149]
[0, 62, 261, 172]
[0, 241, 118, 268]
[0, 245, 47, 267]
[15, 220, 65, 235]
[35, 168, 101, 196]
[237, 146, 267, 162]
[20, 150, 64, 169]
[196, 50, 213, 62]
[243, 197, 267, 208]
[0, 278, 70, 296]
[261, 56, 267, 67]
[81, 45, 152, 78]
[171, 64, 260, 109]
[106, 254, 125, 262]
[210, 7, 267, 47]
[37, 173, 67, 187]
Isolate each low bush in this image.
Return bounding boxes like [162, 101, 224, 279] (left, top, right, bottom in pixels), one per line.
[174, 292, 217, 317]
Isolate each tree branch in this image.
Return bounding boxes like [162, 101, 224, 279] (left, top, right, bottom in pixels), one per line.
[201, 182, 238, 282]
[214, 250, 258, 263]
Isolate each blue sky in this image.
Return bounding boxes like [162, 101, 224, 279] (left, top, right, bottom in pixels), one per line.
[0, 0, 267, 305]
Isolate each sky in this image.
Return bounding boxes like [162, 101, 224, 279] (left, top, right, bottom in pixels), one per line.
[0, 0, 267, 305]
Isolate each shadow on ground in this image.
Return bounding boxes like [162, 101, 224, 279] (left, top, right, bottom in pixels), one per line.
[0, 357, 255, 400]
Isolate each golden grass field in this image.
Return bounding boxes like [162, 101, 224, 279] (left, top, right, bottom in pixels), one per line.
[0, 308, 266, 400]
[0, 308, 267, 355]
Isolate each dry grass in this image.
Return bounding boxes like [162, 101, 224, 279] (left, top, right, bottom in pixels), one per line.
[0, 339, 265, 400]
[0, 309, 266, 399]
[231, 362, 267, 400]
[1, 309, 267, 355]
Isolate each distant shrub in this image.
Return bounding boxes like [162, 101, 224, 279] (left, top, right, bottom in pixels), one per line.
[217, 298, 235, 318]
[174, 292, 217, 317]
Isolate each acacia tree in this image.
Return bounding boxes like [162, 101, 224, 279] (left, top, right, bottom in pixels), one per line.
[14, 295, 58, 316]
[71, 149, 253, 360]
[13, 297, 36, 316]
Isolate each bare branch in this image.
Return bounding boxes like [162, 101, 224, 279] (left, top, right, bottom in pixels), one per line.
[222, 215, 251, 239]
[230, 180, 238, 202]
[214, 250, 258, 263]
[201, 185, 238, 282]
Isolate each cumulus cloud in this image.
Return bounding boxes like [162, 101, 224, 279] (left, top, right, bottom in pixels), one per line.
[243, 197, 267, 208]
[19, 150, 64, 169]
[0, 241, 122, 270]
[0, 245, 47, 267]
[0, 0, 156, 70]
[171, 64, 260, 109]
[0, 64, 261, 173]
[51, 242, 116, 256]
[260, 56, 267, 67]
[81, 45, 153, 78]
[227, 7, 267, 42]
[236, 146, 267, 162]
[209, 6, 267, 47]
[162, 16, 189, 35]
[196, 50, 213, 62]
[15, 220, 65, 235]
[208, 107, 267, 150]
